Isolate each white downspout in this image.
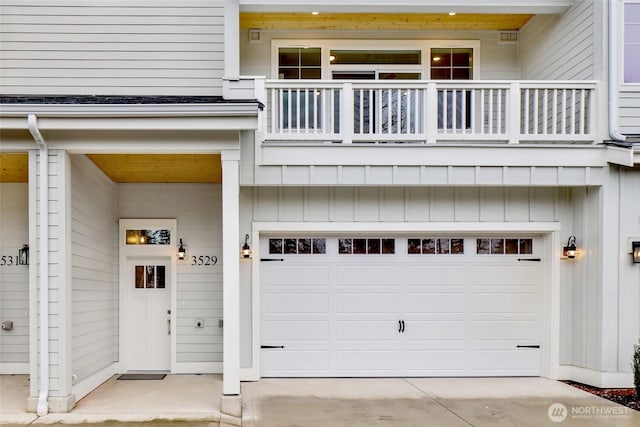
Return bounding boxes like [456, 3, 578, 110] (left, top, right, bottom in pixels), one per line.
[609, 0, 627, 142]
[27, 114, 49, 416]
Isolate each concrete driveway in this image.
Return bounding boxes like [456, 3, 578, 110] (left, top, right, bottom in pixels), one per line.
[241, 377, 640, 427]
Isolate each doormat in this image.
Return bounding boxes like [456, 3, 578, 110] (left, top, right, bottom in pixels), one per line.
[117, 374, 166, 381]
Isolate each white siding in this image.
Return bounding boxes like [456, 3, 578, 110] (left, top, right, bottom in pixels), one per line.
[35, 150, 70, 396]
[240, 30, 520, 80]
[519, 1, 595, 80]
[241, 185, 588, 371]
[615, 167, 640, 372]
[619, 90, 640, 134]
[118, 184, 223, 365]
[0, 183, 29, 370]
[250, 186, 567, 223]
[70, 155, 118, 384]
[0, 0, 225, 96]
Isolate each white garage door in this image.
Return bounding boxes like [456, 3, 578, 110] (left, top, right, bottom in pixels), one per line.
[261, 236, 542, 377]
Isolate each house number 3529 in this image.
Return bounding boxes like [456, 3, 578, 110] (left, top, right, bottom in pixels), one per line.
[191, 255, 218, 266]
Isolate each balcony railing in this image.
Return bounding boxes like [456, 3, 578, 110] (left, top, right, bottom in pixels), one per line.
[258, 80, 596, 144]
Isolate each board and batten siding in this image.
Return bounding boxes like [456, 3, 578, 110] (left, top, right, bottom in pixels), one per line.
[241, 185, 605, 372]
[248, 186, 568, 223]
[118, 184, 223, 366]
[519, 0, 596, 80]
[0, 183, 29, 373]
[0, 0, 225, 96]
[70, 155, 118, 384]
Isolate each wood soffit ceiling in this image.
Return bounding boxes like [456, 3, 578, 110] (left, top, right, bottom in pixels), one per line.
[0, 153, 28, 183]
[87, 154, 222, 183]
[240, 13, 535, 31]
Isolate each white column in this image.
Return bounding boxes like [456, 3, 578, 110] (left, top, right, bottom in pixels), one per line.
[222, 149, 241, 395]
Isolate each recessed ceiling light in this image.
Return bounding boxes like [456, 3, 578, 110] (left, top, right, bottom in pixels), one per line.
[449, 11, 456, 16]
[311, 11, 319, 15]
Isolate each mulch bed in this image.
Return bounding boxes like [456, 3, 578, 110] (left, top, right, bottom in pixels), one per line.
[563, 380, 640, 411]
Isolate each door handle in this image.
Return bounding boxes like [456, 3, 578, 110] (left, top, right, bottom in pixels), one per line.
[516, 344, 540, 348]
[401, 320, 405, 333]
[398, 320, 402, 333]
[167, 310, 171, 335]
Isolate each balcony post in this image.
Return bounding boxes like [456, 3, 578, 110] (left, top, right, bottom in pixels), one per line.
[425, 82, 437, 144]
[508, 82, 521, 144]
[342, 83, 354, 144]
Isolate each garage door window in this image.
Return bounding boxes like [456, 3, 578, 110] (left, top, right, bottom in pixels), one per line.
[476, 238, 533, 255]
[407, 238, 464, 254]
[269, 238, 327, 255]
[338, 238, 395, 254]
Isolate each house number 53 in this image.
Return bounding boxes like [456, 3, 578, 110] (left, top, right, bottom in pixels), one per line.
[191, 255, 218, 266]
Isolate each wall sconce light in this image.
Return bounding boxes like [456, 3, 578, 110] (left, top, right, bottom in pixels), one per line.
[177, 239, 187, 261]
[17, 244, 29, 265]
[632, 241, 640, 264]
[563, 236, 577, 259]
[241, 234, 252, 259]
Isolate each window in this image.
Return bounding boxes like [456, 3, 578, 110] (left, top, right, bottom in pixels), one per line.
[407, 238, 464, 255]
[126, 229, 170, 245]
[476, 238, 533, 255]
[269, 238, 326, 255]
[431, 48, 473, 129]
[135, 265, 166, 289]
[338, 238, 395, 254]
[278, 47, 321, 79]
[625, 2, 640, 83]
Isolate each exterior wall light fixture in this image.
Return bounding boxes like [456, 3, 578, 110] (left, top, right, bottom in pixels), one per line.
[242, 234, 252, 259]
[563, 235, 577, 259]
[17, 244, 29, 265]
[632, 240, 640, 264]
[177, 238, 187, 261]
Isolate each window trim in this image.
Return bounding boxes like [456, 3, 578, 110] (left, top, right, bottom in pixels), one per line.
[271, 39, 481, 80]
[622, 1, 640, 86]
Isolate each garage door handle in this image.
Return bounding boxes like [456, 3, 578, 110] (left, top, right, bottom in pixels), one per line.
[517, 258, 541, 262]
[516, 345, 540, 348]
[261, 345, 285, 349]
[261, 258, 284, 262]
[398, 320, 405, 333]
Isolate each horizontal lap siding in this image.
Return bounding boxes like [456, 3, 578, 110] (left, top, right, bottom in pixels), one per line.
[0, 0, 225, 95]
[0, 183, 29, 366]
[619, 90, 640, 134]
[70, 155, 118, 383]
[519, 1, 594, 80]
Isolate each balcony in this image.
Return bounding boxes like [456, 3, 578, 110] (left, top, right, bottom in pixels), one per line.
[257, 80, 596, 145]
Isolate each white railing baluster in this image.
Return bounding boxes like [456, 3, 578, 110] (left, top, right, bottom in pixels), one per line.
[570, 89, 576, 135]
[561, 89, 567, 134]
[497, 89, 502, 135]
[480, 88, 485, 135]
[579, 89, 585, 134]
[488, 89, 494, 135]
[552, 89, 557, 134]
[542, 89, 548, 135]
[523, 89, 530, 135]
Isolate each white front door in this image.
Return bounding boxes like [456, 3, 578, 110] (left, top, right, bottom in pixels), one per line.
[127, 257, 171, 371]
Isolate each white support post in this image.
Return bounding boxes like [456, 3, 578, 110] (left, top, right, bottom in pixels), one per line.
[222, 149, 241, 396]
[508, 82, 521, 144]
[425, 82, 438, 144]
[342, 83, 354, 144]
